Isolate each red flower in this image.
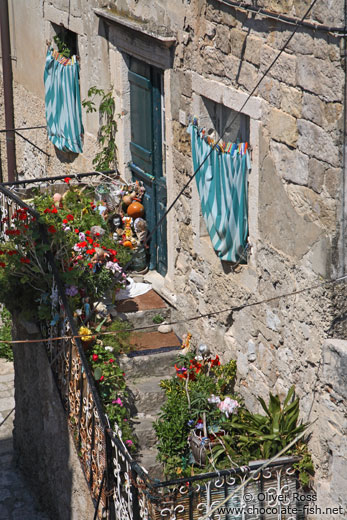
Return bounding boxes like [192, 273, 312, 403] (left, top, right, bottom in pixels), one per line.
[108, 249, 117, 256]
[88, 262, 93, 269]
[77, 241, 87, 248]
[85, 230, 91, 235]
[86, 237, 93, 244]
[92, 354, 98, 361]
[86, 248, 96, 255]
[48, 225, 57, 233]
[99, 375, 104, 382]
[66, 214, 74, 221]
[0, 251, 5, 255]
[74, 228, 79, 233]
[93, 243, 100, 247]
[0, 262, 6, 268]
[62, 219, 68, 224]
[44, 208, 50, 214]
[64, 177, 71, 184]
[50, 207, 58, 214]
[109, 359, 115, 364]
[23, 224, 29, 229]
[210, 355, 220, 367]
[20, 258, 30, 264]
[7, 250, 18, 256]
[18, 212, 28, 221]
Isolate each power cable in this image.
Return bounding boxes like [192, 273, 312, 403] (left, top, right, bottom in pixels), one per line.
[6, 273, 347, 345]
[0, 125, 46, 133]
[124, 0, 320, 273]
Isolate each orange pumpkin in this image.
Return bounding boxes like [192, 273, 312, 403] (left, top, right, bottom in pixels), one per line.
[127, 201, 145, 219]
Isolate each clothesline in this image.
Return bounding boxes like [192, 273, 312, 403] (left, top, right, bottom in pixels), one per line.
[188, 116, 249, 156]
[50, 48, 77, 66]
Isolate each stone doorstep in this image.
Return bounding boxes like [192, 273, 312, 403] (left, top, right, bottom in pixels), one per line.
[115, 289, 168, 314]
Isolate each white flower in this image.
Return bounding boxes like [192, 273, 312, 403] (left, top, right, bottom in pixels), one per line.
[79, 232, 86, 241]
[208, 394, 221, 404]
[105, 346, 114, 352]
[217, 397, 239, 418]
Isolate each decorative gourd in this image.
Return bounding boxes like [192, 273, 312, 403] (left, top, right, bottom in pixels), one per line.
[123, 240, 133, 249]
[127, 201, 145, 219]
[122, 195, 132, 206]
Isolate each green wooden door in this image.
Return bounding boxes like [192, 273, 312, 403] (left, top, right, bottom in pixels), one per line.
[128, 57, 167, 276]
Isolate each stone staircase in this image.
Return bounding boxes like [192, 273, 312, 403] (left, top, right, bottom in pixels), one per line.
[115, 286, 181, 479]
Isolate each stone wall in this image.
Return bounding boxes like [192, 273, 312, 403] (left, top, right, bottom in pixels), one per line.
[0, 0, 113, 181]
[11, 319, 95, 520]
[3, 0, 347, 514]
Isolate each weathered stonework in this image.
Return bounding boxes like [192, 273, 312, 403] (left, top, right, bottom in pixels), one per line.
[1, 0, 346, 515]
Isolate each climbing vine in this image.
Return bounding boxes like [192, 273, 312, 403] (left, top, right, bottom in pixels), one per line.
[82, 87, 118, 171]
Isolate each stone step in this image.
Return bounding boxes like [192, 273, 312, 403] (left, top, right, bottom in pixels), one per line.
[115, 288, 173, 328]
[119, 348, 180, 379]
[129, 331, 181, 353]
[135, 448, 164, 481]
[133, 415, 158, 449]
[127, 375, 170, 415]
[117, 307, 172, 329]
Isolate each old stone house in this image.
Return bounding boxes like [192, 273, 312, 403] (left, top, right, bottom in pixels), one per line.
[1, 0, 346, 514]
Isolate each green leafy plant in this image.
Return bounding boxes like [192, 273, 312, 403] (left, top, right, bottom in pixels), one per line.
[155, 355, 314, 485]
[152, 314, 165, 324]
[53, 34, 71, 58]
[0, 306, 13, 361]
[88, 338, 135, 450]
[82, 87, 119, 171]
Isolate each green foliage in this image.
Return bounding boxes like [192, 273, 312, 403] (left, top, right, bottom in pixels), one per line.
[152, 314, 165, 324]
[208, 386, 313, 485]
[82, 86, 119, 171]
[53, 35, 71, 58]
[154, 356, 238, 477]
[101, 319, 131, 355]
[0, 306, 13, 361]
[88, 339, 135, 449]
[155, 357, 313, 485]
[154, 377, 191, 474]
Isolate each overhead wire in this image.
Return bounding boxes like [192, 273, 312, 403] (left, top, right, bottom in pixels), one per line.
[123, 0, 320, 273]
[5, 273, 347, 345]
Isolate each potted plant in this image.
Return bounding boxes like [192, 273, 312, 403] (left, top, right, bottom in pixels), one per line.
[154, 343, 314, 487]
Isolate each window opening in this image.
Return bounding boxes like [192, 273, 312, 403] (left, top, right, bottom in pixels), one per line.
[51, 23, 78, 58]
[193, 99, 250, 265]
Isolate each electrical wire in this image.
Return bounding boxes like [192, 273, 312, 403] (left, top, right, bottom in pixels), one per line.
[6, 273, 347, 345]
[124, 0, 320, 272]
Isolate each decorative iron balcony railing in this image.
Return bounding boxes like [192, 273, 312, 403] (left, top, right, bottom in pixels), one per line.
[0, 175, 304, 520]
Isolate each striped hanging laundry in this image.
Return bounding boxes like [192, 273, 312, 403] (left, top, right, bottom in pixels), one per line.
[44, 48, 84, 153]
[188, 124, 251, 263]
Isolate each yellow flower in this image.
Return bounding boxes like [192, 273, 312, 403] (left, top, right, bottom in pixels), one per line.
[79, 326, 93, 342]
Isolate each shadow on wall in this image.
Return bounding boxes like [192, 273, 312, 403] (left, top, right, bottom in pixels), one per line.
[54, 147, 79, 164]
[12, 319, 94, 520]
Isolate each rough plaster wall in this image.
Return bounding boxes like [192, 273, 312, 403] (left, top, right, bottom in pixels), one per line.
[137, 0, 345, 511]
[3, 0, 347, 513]
[0, 0, 115, 181]
[12, 319, 95, 520]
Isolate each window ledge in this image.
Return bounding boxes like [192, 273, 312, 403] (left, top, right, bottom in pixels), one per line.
[94, 8, 176, 47]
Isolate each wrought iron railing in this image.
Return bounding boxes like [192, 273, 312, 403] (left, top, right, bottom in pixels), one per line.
[0, 176, 304, 520]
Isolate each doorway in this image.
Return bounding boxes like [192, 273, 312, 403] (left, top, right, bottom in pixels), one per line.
[128, 57, 167, 276]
